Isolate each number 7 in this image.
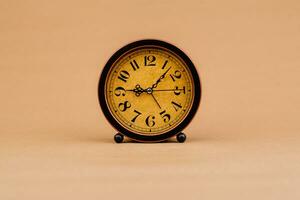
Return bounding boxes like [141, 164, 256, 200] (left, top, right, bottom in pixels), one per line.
[131, 110, 142, 122]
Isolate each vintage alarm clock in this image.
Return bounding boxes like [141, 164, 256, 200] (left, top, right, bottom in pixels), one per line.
[98, 40, 201, 143]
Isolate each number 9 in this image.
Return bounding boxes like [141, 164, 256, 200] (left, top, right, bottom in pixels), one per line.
[114, 86, 126, 96]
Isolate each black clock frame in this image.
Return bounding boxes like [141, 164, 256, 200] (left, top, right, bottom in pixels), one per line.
[98, 39, 201, 142]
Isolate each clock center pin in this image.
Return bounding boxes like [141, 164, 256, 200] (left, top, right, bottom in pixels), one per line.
[146, 87, 153, 94]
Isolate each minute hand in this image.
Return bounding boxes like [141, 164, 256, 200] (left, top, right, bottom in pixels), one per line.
[151, 67, 172, 89]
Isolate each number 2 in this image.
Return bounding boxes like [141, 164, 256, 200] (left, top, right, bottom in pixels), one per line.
[170, 70, 181, 82]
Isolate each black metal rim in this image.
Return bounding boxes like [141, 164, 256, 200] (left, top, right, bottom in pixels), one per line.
[98, 39, 201, 142]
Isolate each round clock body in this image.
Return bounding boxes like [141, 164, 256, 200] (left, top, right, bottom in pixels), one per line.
[98, 40, 201, 142]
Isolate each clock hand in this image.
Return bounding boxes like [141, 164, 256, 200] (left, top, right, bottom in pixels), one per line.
[126, 67, 172, 96]
[151, 67, 172, 89]
[153, 89, 185, 91]
[125, 85, 162, 108]
[125, 84, 146, 96]
[153, 86, 186, 94]
[150, 93, 161, 109]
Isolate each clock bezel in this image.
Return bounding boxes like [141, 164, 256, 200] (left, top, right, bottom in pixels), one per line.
[98, 39, 201, 142]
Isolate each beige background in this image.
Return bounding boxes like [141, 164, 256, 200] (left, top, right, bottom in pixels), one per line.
[1, 0, 300, 199]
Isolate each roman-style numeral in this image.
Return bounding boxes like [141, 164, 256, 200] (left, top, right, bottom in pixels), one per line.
[171, 101, 182, 111]
[130, 60, 139, 71]
[118, 70, 130, 82]
[162, 60, 168, 69]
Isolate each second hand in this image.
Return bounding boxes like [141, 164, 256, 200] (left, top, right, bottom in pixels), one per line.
[153, 89, 185, 91]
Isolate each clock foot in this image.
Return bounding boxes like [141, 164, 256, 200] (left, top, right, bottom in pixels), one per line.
[114, 133, 124, 143]
[176, 132, 186, 143]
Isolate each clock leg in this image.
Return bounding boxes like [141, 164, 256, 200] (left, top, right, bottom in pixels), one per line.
[114, 133, 124, 143]
[176, 132, 186, 143]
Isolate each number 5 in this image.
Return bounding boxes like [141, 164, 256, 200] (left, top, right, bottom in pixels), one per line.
[159, 110, 171, 123]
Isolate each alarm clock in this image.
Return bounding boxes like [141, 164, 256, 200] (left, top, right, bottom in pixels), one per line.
[98, 40, 201, 143]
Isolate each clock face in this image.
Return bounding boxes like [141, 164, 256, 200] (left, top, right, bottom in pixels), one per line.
[99, 40, 201, 142]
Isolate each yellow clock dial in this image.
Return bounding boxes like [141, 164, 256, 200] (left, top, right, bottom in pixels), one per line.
[104, 46, 195, 136]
